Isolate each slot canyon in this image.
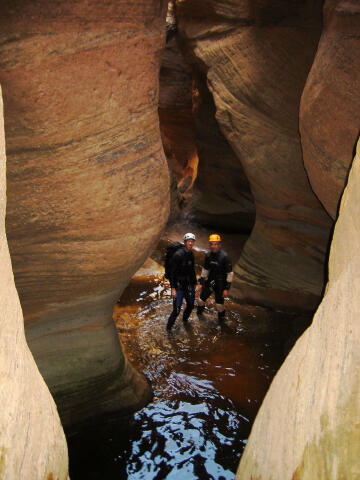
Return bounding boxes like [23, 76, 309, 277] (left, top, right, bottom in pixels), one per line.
[0, 1, 359, 479]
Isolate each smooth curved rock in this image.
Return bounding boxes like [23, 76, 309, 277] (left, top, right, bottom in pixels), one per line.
[190, 70, 255, 233]
[159, 4, 254, 232]
[237, 137, 360, 479]
[0, 0, 169, 426]
[176, 0, 332, 310]
[159, 33, 198, 218]
[0, 88, 69, 480]
[300, 0, 360, 219]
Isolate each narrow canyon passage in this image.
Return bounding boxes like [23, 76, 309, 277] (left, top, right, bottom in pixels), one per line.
[67, 227, 311, 480]
[0, 0, 358, 478]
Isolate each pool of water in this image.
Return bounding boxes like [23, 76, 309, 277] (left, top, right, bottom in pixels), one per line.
[68, 271, 311, 480]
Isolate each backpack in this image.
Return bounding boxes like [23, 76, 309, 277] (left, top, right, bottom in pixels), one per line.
[164, 242, 183, 279]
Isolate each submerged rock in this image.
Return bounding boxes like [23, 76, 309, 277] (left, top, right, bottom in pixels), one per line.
[0, 87, 69, 480]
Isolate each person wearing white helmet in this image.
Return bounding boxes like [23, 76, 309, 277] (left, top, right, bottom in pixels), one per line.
[166, 232, 199, 331]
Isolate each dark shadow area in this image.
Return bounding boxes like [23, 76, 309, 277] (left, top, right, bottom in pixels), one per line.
[189, 69, 255, 235]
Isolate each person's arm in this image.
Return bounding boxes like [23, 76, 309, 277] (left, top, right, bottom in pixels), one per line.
[191, 253, 197, 286]
[169, 251, 181, 290]
[198, 254, 210, 286]
[223, 254, 233, 297]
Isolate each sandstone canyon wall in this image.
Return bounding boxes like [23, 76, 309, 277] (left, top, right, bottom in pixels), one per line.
[158, 33, 197, 218]
[159, 2, 255, 232]
[0, 88, 69, 480]
[0, 0, 170, 427]
[237, 137, 360, 480]
[176, 0, 332, 310]
[190, 70, 255, 233]
[300, 0, 360, 219]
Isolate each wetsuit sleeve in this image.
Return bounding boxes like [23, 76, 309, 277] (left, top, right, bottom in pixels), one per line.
[169, 251, 181, 289]
[224, 254, 233, 290]
[191, 252, 197, 286]
[199, 254, 210, 285]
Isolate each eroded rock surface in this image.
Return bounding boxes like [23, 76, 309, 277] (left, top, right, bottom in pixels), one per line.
[300, 0, 360, 219]
[176, 0, 332, 310]
[159, 7, 254, 232]
[190, 71, 255, 233]
[159, 34, 198, 217]
[0, 87, 69, 480]
[0, 0, 169, 426]
[237, 137, 360, 480]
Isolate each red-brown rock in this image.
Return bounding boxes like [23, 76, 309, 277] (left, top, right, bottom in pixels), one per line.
[158, 35, 198, 217]
[176, 0, 332, 310]
[159, 20, 254, 231]
[300, 0, 360, 218]
[237, 137, 360, 480]
[0, 86, 69, 480]
[0, 0, 170, 426]
[190, 71, 255, 233]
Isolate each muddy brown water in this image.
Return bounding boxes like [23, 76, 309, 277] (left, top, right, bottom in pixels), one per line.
[68, 271, 311, 480]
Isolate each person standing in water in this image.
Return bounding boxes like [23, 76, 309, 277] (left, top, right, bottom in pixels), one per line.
[166, 233, 200, 331]
[197, 234, 233, 322]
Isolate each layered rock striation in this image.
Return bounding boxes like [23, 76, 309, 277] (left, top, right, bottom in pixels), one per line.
[237, 137, 360, 480]
[0, 87, 69, 480]
[0, 0, 170, 426]
[190, 70, 255, 233]
[300, 0, 360, 219]
[176, 0, 332, 310]
[159, 2, 255, 231]
[158, 33, 198, 217]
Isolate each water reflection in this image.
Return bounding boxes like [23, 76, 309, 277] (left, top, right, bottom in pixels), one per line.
[68, 268, 311, 480]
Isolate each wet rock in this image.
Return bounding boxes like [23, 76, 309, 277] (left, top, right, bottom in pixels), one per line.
[176, 0, 332, 310]
[237, 138, 360, 479]
[0, 0, 169, 426]
[0, 87, 69, 480]
[300, 0, 360, 218]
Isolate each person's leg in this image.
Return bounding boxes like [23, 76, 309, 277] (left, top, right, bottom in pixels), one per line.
[182, 286, 195, 323]
[214, 286, 225, 322]
[166, 288, 184, 331]
[197, 284, 211, 316]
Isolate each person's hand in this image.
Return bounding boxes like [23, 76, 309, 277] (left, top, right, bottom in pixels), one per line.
[171, 288, 177, 298]
[195, 284, 202, 297]
[222, 290, 229, 298]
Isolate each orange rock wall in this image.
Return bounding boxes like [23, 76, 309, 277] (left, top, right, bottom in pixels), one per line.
[237, 137, 360, 480]
[176, 0, 332, 310]
[190, 70, 255, 233]
[0, 0, 170, 426]
[0, 85, 69, 480]
[159, 35, 198, 216]
[300, 0, 360, 218]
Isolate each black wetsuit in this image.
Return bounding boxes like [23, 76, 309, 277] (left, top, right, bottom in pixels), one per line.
[167, 248, 197, 331]
[198, 249, 233, 320]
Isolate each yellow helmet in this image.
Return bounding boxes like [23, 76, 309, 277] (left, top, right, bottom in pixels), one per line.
[209, 234, 221, 242]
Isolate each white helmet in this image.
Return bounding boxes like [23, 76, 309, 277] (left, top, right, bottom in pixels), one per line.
[183, 232, 196, 242]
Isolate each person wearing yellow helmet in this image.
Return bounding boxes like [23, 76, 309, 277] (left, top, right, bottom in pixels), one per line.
[196, 233, 233, 322]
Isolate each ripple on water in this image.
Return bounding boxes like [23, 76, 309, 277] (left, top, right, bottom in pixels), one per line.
[67, 272, 311, 480]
